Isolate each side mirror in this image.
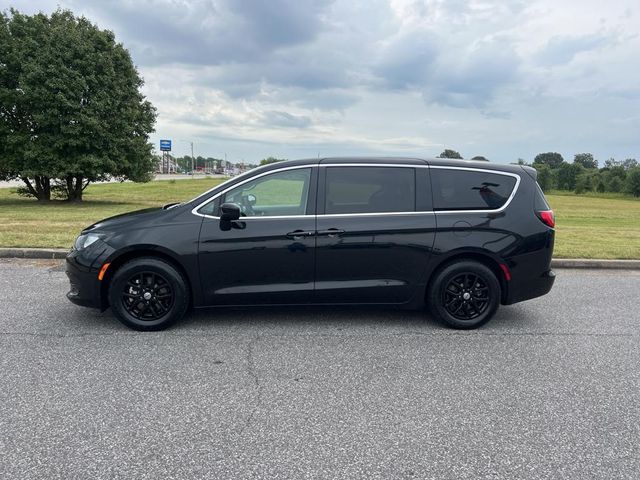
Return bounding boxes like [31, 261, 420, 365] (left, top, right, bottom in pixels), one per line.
[220, 203, 241, 221]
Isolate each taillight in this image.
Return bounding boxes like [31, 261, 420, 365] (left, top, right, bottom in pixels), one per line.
[536, 210, 555, 228]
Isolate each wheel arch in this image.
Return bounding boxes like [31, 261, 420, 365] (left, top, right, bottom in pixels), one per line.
[99, 245, 194, 311]
[426, 250, 509, 304]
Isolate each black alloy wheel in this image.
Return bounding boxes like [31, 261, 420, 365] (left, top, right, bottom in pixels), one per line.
[109, 257, 189, 331]
[121, 271, 174, 321]
[428, 260, 500, 329]
[442, 273, 489, 320]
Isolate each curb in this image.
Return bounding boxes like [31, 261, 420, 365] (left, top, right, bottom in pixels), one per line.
[0, 248, 69, 259]
[1, 248, 639, 269]
[550, 258, 640, 270]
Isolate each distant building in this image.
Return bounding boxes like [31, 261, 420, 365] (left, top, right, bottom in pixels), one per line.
[156, 154, 178, 174]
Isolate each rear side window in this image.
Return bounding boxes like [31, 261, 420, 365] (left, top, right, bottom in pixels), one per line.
[431, 169, 517, 211]
[325, 167, 415, 214]
[534, 183, 550, 211]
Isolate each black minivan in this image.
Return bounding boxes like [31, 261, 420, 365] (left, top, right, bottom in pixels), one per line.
[66, 157, 555, 331]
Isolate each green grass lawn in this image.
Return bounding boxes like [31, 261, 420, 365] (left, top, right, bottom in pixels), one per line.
[545, 192, 640, 259]
[0, 178, 226, 249]
[0, 180, 638, 258]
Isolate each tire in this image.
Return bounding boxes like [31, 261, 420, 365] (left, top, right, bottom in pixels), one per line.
[108, 257, 189, 331]
[427, 260, 500, 329]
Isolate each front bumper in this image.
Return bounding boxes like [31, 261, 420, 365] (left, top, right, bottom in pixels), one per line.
[65, 243, 113, 309]
[66, 256, 101, 309]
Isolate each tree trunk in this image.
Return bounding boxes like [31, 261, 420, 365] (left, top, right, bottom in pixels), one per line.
[65, 175, 88, 202]
[21, 176, 51, 201]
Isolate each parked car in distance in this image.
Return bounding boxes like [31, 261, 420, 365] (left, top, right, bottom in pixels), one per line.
[66, 157, 556, 331]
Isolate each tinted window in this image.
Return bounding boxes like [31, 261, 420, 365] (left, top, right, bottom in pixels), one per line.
[534, 183, 550, 211]
[325, 167, 415, 214]
[199, 197, 220, 216]
[431, 169, 517, 211]
[221, 168, 311, 217]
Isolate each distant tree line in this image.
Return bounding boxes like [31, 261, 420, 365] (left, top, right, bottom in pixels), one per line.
[531, 153, 640, 197]
[438, 149, 489, 161]
[437, 149, 640, 197]
[173, 156, 224, 172]
[168, 156, 259, 172]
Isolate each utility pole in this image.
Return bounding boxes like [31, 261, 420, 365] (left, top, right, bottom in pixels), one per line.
[190, 142, 195, 174]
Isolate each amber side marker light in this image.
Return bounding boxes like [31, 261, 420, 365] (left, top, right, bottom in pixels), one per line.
[98, 263, 111, 281]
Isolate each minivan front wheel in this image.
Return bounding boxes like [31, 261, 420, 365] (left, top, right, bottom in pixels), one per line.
[108, 257, 189, 331]
[428, 260, 500, 329]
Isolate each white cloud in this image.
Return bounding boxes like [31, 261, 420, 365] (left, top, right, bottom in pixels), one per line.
[2, 0, 640, 162]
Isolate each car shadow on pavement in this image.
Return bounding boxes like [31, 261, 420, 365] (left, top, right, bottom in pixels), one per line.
[61, 299, 531, 334]
[170, 303, 530, 333]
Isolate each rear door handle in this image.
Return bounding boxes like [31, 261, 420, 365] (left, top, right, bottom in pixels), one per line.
[286, 230, 315, 240]
[317, 228, 345, 238]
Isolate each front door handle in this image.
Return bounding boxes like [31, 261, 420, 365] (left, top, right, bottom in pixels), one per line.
[286, 230, 315, 240]
[317, 228, 345, 238]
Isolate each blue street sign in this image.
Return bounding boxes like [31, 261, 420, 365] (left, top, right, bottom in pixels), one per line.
[160, 139, 172, 151]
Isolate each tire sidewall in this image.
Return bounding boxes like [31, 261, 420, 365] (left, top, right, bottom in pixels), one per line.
[109, 258, 188, 331]
[429, 261, 500, 329]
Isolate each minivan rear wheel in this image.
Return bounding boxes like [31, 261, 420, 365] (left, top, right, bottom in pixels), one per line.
[108, 257, 189, 331]
[428, 260, 500, 329]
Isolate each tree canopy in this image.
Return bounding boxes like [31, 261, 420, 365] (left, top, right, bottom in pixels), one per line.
[532, 164, 554, 192]
[573, 153, 598, 169]
[437, 149, 463, 159]
[471, 155, 489, 161]
[533, 152, 564, 169]
[627, 168, 640, 197]
[0, 9, 156, 201]
[260, 157, 286, 165]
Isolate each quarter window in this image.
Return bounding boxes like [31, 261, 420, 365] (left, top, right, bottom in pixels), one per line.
[431, 169, 517, 211]
[324, 167, 416, 214]
[219, 168, 311, 217]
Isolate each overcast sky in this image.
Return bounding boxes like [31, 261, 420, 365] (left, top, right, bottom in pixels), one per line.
[4, 0, 640, 164]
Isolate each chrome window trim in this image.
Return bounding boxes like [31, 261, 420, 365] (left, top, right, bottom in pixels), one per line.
[191, 164, 315, 219]
[196, 211, 436, 221]
[319, 211, 434, 218]
[320, 163, 428, 169]
[191, 162, 521, 219]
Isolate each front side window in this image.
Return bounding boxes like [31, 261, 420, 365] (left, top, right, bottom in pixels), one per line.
[222, 168, 311, 217]
[325, 167, 416, 214]
[431, 169, 517, 211]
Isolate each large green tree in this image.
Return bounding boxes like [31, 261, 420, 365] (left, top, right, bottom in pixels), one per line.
[626, 167, 640, 197]
[437, 149, 463, 159]
[556, 162, 583, 190]
[533, 152, 564, 169]
[532, 163, 554, 192]
[0, 9, 156, 201]
[573, 153, 598, 169]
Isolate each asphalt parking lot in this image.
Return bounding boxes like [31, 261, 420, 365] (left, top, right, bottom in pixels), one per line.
[1, 259, 638, 479]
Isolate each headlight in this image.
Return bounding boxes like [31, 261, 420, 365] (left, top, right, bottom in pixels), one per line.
[74, 232, 105, 251]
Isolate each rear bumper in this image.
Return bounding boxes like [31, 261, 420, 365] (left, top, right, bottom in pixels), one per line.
[504, 269, 555, 305]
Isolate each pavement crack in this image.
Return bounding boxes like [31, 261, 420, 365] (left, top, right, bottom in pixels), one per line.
[238, 334, 263, 438]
